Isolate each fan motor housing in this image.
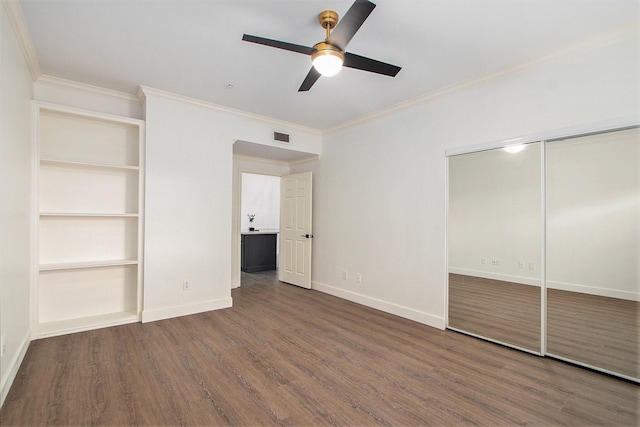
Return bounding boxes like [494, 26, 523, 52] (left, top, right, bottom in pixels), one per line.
[318, 10, 339, 30]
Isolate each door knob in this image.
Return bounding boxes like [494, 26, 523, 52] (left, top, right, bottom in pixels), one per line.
[301, 234, 314, 238]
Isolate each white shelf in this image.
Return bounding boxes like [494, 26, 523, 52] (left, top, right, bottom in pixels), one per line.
[38, 311, 139, 338]
[40, 259, 138, 271]
[35, 102, 144, 337]
[40, 212, 139, 217]
[40, 157, 139, 170]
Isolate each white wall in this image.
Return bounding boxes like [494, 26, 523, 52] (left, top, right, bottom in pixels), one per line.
[141, 88, 322, 318]
[0, 3, 33, 407]
[241, 173, 280, 231]
[293, 27, 639, 329]
[141, 92, 234, 321]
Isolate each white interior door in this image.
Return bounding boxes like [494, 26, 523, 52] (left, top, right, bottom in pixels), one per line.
[279, 172, 312, 288]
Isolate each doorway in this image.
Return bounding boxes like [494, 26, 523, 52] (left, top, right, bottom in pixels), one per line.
[240, 172, 281, 286]
[231, 140, 319, 289]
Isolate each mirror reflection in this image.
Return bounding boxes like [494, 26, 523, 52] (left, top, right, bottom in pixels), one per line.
[546, 128, 639, 380]
[448, 142, 542, 352]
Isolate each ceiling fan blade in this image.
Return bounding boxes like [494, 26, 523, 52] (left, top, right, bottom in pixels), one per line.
[298, 68, 322, 92]
[327, 0, 376, 51]
[242, 34, 314, 55]
[343, 52, 401, 77]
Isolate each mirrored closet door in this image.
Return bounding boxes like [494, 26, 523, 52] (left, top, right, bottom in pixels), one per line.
[546, 127, 639, 381]
[448, 142, 542, 353]
[448, 126, 639, 382]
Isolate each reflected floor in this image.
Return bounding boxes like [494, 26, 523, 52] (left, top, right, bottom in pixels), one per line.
[449, 273, 541, 352]
[547, 288, 639, 380]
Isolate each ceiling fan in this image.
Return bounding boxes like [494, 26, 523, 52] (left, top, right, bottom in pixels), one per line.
[242, 0, 401, 92]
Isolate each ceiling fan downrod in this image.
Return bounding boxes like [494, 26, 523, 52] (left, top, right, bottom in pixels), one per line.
[318, 10, 339, 40]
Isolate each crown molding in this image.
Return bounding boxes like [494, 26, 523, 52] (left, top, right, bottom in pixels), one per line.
[37, 74, 139, 102]
[2, 0, 41, 81]
[288, 155, 320, 167]
[233, 154, 290, 167]
[323, 24, 638, 136]
[138, 85, 322, 136]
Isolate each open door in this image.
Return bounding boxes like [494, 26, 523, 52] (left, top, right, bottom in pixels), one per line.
[279, 172, 312, 288]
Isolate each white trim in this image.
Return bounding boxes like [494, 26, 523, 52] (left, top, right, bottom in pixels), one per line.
[448, 327, 543, 356]
[33, 101, 145, 126]
[540, 140, 547, 355]
[2, 0, 41, 80]
[445, 118, 639, 157]
[138, 85, 322, 135]
[37, 313, 139, 339]
[0, 329, 31, 408]
[288, 155, 320, 167]
[546, 353, 639, 384]
[323, 24, 638, 135]
[30, 102, 40, 339]
[312, 281, 445, 330]
[448, 267, 542, 287]
[444, 152, 450, 328]
[547, 281, 639, 302]
[36, 75, 139, 102]
[141, 297, 233, 323]
[233, 154, 289, 167]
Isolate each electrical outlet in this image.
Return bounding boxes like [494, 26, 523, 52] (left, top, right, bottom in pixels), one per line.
[491, 259, 497, 266]
[495, 259, 501, 266]
[341, 270, 348, 280]
[529, 262, 535, 271]
[481, 257, 487, 265]
[357, 273, 362, 283]
[183, 280, 191, 291]
[518, 261, 525, 269]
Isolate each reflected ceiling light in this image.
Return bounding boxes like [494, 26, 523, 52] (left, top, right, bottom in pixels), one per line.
[311, 42, 345, 77]
[504, 144, 525, 154]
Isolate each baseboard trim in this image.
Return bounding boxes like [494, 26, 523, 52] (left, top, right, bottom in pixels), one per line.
[448, 267, 542, 286]
[141, 297, 233, 323]
[448, 269, 638, 302]
[312, 281, 445, 330]
[547, 281, 639, 302]
[1, 329, 31, 408]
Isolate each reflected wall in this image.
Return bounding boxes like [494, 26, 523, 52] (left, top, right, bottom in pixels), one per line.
[448, 143, 542, 353]
[546, 128, 639, 380]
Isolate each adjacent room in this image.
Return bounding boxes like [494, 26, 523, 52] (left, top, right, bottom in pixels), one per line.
[1, 0, 638, 425]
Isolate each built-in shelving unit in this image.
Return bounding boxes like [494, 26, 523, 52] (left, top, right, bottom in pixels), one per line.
[34, 102, 144, 338]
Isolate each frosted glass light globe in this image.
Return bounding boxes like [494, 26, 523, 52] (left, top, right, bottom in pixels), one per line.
[311, 43, 345, 77]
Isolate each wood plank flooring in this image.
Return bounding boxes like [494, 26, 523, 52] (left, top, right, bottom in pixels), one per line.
[2, 271, 638, 426]
[449, 273, 541, 352]
[547, 288, 640, 380]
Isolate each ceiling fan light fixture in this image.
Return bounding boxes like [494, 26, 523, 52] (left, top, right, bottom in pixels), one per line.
[311, 42, 344, 77]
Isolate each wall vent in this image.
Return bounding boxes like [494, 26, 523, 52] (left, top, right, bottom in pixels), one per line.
[274, 132, 290, 143]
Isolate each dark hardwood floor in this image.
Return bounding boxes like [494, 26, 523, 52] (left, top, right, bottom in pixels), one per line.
[2, 271, 638, 425]
[547, 288, 639, 380]
[448, 273, 541, 352]
[449, 273, 639, 380]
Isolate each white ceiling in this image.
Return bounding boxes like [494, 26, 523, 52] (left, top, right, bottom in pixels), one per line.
[19, 0, 639, 131]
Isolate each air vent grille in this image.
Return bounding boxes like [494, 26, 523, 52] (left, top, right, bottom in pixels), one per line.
[274, 132, 290, 143]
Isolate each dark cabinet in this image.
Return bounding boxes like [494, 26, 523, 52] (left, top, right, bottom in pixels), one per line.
[241, 233, 277, 273]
